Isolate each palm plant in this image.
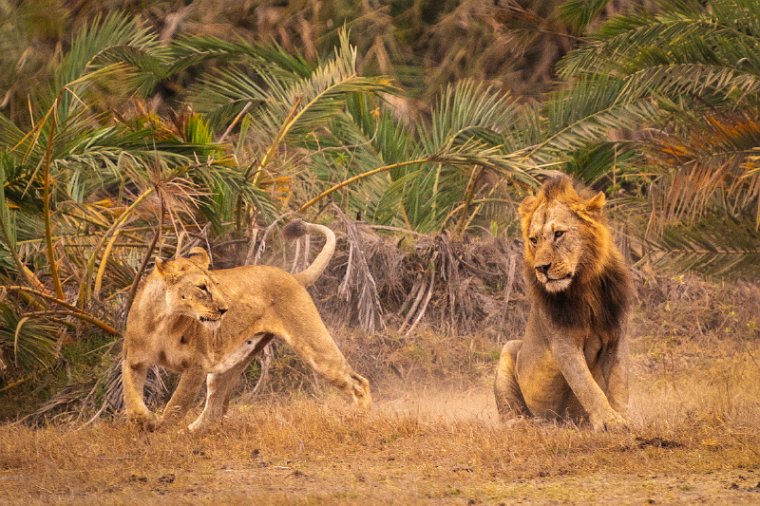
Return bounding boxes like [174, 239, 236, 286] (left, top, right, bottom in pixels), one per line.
[0, 13, 537, 389]
[0, 12, 269, 386]
[557, 0, 760, 274]
[3, 0, 758, 417]
[172, 30, 544, 236]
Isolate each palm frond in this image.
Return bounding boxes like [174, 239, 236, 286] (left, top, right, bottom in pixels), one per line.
[536, 75, 660, 157]
[0, 303, 60, 375]
[559, 2, 760, 105]
[44, 12, 163, 122]
[169, 34, 313, 77]
[645, 209, 760, 277]
[421, 80, 522, 154]
[557, 0, 612, 32]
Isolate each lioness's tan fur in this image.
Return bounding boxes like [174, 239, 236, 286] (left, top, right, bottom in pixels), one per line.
[122, 221, 371, 431]
[494, 175, 633, 431]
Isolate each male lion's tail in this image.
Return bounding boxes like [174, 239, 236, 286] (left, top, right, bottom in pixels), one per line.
[282, 219, 336, 287]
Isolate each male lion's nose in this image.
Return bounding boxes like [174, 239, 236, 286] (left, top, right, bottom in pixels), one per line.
[535, 263, 551, 275]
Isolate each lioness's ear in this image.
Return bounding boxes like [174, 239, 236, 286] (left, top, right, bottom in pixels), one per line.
[518, 195, 537, 219]
[155, 258, 166, 275]
[187, 247, 211, 269]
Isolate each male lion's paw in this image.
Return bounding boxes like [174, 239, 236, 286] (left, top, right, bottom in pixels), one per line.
[591, 410, 630, 433]
[499, 415, 531, 429]
[127, 411, 161, 432]
[355, 394, 372, 411]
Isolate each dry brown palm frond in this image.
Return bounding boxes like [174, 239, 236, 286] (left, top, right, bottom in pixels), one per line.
[644, 111, 760, 236]
[333, 208, 385, 334]
[16, 352, 173, 428]
[307, 222, 525, 340]
[237, 343, 273, 404]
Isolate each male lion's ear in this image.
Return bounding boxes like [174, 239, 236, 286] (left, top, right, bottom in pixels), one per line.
[187, 247, 211, 269]
[585, 191, 606, 212]
[518, 195, 537, 219]
[571, 191, 606, 219]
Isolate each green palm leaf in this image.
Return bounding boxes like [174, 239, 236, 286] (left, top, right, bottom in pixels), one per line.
[645, 209, 760, 277]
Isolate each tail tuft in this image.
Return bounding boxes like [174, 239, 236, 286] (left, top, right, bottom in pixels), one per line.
[282, 219, 307, 240]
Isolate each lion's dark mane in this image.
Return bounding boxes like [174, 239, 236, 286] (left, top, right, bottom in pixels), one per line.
[526, 245, 633, 336]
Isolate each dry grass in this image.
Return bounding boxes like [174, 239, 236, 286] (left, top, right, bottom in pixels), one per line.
[1, 275, 759, 504]
[0, 339, 758, 505]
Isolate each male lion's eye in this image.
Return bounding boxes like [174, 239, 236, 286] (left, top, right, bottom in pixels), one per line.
[529, 237, 538, 246]
[554, 231, 565, 240]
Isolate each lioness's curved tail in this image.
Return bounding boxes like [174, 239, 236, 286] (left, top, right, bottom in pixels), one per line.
[283, 219, 336, 287]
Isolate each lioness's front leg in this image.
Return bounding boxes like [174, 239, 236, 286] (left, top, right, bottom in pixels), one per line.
[188, 357, 251, 432]
[161, 365, 206, 426]
[550, 338, 628, 432]
[122, 359, 159, 430]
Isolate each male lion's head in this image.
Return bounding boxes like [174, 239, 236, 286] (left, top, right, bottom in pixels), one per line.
[155, 247, 229, 327]
[518, 175, 611, 294]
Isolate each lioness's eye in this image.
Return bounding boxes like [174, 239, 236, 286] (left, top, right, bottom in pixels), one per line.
[198, 284, 208, 292]
[529, 237, 538, 245]
[554, 231, 565, 240]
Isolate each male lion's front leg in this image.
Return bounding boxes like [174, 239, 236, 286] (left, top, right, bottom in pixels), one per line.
[550, 338, 629, 432]
[601, 337, 630, 416]
[161, 366, 206, 426]
[122, 359, 160, 430]
[494, 340, 531, 420]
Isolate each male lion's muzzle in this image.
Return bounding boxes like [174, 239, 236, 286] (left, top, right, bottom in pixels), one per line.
[533, 262, 574, 293]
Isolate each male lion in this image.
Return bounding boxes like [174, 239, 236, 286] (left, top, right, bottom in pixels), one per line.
[122, 220, 371, 431]
[494, 175, 633, 431]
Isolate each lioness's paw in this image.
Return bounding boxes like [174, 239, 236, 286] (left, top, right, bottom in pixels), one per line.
[187, 416, 207, 433]
[591, 411, 630, 433]
[159, 411, 186, 428]
[127, 411, 161, 432]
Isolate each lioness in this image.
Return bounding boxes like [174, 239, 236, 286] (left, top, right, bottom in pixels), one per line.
[122, 220, 371, 431]
[494, 175, 633, 431]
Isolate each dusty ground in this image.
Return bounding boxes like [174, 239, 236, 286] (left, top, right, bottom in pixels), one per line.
[0, 338, 759, 505]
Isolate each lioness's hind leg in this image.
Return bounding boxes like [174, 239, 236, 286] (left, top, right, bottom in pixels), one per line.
[283, 328, 371, 409]
[494, 340, 531, 419]
[310, 352, 371, 409]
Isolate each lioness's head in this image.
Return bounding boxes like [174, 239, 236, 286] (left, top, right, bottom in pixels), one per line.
[519, 175, 611, 293]
[155, 247, 229, 327]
